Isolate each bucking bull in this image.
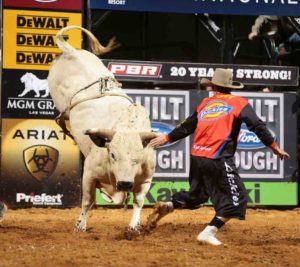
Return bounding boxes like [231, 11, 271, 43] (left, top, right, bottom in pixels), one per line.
[47, 25, 158, 237]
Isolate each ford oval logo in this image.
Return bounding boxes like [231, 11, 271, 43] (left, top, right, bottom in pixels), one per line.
[237, 124, 276, 150]
[151, 121, 174, 135]
[151, 122, 176, 148]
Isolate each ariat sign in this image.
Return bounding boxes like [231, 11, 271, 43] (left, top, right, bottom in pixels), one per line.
[16, 193, 63, 205]
[108, 63, 162, 77]
[0, 119, 81, 207]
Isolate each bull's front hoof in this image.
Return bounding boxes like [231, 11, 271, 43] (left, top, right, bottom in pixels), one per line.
[123, 227, 141, 240]
[74, 219, 87, 232]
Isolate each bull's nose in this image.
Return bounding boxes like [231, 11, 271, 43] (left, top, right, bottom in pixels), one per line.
[117, 181, 133, 191]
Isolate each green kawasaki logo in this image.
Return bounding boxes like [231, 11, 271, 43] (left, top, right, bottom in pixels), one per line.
[96, 181, 297, 206]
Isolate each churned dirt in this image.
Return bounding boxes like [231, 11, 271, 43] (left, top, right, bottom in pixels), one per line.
[0, 206, 299, 267]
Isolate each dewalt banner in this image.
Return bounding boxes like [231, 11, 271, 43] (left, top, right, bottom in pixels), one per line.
[3, 9, 82, 70]
[0, 118, 81, 207]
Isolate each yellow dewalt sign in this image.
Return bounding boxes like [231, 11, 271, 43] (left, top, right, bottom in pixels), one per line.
[3, 9, 82, 70]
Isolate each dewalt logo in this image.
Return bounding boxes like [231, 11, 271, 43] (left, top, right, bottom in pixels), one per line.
[17, 33, 69, 48]
[17, 15, 69, 29]
[16, 51, 59, 65]
[3, 9, 82, 70]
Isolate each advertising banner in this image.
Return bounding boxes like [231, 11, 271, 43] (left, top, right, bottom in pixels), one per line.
[1, 69, 58, 119]
[96, 181, 298, 206]
[0, 118, 81, 207]
[126, 89, 191, 178]
[103, 59, 299, 87]
[2, 9, 82, 70]
[90, 0, 300, 17]
[0, 0, 84, 208]
[232, 92, 297, 182]
[3, 0, 82, 11]
[233, 92, 284, 179]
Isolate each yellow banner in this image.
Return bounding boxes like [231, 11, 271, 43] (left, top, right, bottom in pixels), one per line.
[3, 9, 82, 70]
[1, 118, 80, 184]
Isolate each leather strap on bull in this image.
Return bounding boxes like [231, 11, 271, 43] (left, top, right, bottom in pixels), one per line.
[55, 112, 74, 140]
[55, 76, 134, 140]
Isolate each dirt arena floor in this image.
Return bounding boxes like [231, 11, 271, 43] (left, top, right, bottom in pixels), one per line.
[0, 206, 299, 267]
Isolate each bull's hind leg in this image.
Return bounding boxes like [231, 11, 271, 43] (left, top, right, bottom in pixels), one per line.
[75, 172, 96, 232]
[124, 182, 151, 239]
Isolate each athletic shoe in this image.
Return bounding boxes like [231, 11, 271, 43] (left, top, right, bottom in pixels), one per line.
[197, 225, 222, 246]
[146, 201, 174, 230]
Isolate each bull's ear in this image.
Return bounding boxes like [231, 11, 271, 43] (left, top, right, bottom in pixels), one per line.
[139, 132, 158, 147]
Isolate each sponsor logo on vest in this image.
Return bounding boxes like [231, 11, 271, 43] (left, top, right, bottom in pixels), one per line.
[199, 100, 232, 121]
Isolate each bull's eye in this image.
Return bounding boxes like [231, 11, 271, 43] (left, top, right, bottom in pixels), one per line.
[111, 153, 116, 161]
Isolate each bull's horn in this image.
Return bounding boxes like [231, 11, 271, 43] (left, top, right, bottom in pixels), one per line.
[85, 128, 116, 141]
[139, 132, 158, 142]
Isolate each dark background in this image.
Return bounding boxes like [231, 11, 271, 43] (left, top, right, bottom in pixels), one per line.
[91, 12, 299, 65]
[89, 11, 300, 91]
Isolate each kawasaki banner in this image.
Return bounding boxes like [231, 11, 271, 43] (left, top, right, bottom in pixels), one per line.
[97, 181, 298, 206]
[103, 59, 299, 87]
[91, 0, 300, 16]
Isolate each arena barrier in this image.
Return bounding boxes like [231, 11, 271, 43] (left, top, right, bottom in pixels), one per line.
[0, 0, 298, 208]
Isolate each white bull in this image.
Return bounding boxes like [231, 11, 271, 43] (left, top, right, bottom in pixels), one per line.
[47, 25, 157, 236]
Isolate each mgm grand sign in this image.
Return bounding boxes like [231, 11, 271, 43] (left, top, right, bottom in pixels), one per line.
[127, 89, 190, 179]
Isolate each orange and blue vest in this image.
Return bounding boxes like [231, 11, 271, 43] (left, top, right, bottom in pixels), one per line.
[167, 93, 276, 159]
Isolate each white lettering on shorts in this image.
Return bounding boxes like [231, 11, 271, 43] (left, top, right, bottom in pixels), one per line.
[224, 161, 240, 206]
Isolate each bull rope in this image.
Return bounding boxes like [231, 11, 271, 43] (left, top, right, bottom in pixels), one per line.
[55, 76, 134, 140]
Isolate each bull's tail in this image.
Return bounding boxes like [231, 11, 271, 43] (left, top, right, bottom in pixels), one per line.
[56, 25, 119, 55]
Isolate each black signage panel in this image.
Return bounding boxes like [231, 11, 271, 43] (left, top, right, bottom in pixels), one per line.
[1, 69, 58, 119]
[103, 59, 299, 87]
